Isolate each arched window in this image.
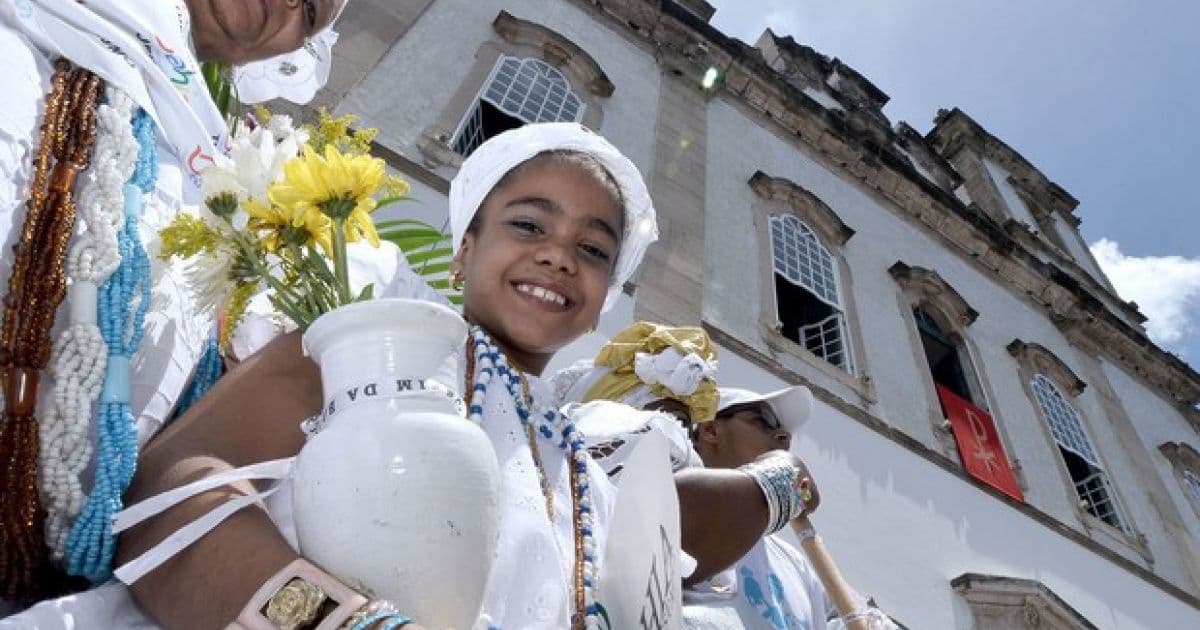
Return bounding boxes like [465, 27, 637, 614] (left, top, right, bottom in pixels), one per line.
[769, 214, 853, 373]
[1030, 374, 1130, 532]
[452, 55, 585, 157]
[1159, 441, 1200, 519]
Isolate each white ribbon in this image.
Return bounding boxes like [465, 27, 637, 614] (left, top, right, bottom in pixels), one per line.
[112, 457, 295, 585]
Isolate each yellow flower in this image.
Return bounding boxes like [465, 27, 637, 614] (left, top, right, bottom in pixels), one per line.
[245, 197, 333, 255]
[268, 144, 385, 247]
[159, 213, 222, 260]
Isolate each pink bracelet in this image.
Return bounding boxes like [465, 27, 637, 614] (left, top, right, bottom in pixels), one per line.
[227, 558, 368, 630]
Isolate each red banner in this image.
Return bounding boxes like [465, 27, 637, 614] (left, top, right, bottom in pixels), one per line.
[936, 385, 1024, 502]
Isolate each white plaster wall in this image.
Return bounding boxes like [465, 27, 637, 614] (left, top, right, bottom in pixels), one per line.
[340, 0, 661, 176]
[700, 96, 1182, 569]
[1101, 359, 1200, 539]
[714, 346, 1200, 630]
[1051, 212, 1116, 291]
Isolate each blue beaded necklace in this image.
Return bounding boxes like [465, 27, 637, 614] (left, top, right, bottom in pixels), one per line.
[172, 335, 223, 419]
[65, 109, 157, 582]
[467, 327, 600, 629]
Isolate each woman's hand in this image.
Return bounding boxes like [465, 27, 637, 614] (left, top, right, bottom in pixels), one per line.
[769, 449, 820, 518]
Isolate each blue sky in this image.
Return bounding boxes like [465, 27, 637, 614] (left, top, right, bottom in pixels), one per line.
[705, 0, 1200, 366]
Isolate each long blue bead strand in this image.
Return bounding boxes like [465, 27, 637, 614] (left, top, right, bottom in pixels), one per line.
[171, 336, 223, 420]
[65, 109, 157, 581]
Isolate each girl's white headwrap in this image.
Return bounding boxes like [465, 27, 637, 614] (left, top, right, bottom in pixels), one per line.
[449, 122, 658, 312]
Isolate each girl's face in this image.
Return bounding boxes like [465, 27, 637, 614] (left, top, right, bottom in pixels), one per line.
[456, 158, 623, 374]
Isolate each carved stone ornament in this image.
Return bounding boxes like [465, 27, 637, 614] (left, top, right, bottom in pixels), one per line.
[748, 171, 855, 246]
[888, 261, 979, 327]
[1007, 339, 1086, 396]
[493, 11, 615, 97]
[952, 572, 1099, 630]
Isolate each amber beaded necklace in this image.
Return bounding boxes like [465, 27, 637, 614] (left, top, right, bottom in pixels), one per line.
[0, 60, 103, 599]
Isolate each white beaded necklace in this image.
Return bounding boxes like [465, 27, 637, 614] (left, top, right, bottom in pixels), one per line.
[40, 87, 138, 560]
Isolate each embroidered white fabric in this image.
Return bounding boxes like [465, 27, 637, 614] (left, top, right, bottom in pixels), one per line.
[569, 399, 702, 481]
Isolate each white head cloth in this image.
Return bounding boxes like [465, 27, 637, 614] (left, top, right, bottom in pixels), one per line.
[448, 122, 658, 311]
[633, 347, 716, 398]
[234, 1, 352, 104]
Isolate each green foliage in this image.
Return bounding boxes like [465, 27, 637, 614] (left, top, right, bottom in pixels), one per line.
[200, 62, 234, 120]
[377, 219, 462, 306]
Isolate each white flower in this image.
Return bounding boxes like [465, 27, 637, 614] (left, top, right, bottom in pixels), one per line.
[199, 115, 309, 210]
[200, 155, 247, 201]
[183, 246, 238, 318]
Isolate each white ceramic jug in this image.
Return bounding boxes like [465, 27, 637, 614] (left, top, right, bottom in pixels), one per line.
[295, 298, 500, 629]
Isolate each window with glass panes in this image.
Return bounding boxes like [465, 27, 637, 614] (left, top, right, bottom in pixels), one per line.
[452, 56, 585, 157]
[769, 215, 853, 373]
[1030, 374, 1131, 533]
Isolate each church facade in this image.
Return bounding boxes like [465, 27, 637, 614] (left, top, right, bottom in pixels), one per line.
[295, 0, 1200, 626]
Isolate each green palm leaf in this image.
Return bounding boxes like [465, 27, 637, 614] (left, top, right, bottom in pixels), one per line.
[378, 218, 461, 306]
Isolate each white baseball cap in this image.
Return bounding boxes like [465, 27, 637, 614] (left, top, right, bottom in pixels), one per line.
[716, 386, 814, 432]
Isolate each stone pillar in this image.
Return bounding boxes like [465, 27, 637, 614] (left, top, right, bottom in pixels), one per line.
[633, 67, 709, 326]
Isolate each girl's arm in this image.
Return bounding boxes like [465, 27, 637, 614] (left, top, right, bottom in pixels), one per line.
[676, 467, 770, 585]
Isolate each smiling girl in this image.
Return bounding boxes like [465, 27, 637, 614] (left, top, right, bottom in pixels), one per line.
[1, 122, 656, 629]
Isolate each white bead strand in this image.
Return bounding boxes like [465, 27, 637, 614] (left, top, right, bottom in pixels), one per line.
[40, 87, 139, 560]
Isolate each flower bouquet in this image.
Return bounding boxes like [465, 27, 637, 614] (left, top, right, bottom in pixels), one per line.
[160, 109, 415, 339]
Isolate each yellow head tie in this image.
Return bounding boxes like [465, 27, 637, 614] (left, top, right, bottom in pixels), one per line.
[581, 321, 718, 423]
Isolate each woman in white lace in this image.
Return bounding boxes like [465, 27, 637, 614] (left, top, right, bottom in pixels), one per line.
[0, 0, 348, 611]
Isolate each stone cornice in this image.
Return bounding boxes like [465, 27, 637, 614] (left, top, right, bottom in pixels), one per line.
[748, 171, 855, 246]
[951, 573, 1100, 629]
[1159, 441, 1200, 467]
[894, 121, 963, 191]
[493, 11, 615, 97]
[928, 108, 1080, 223]
[889, 261, 979, 326]
[568, 0, 1200, 416]
[1007, 339, 1087, 396]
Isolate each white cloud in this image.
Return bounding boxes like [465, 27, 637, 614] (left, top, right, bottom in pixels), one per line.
[1090, 239, 1200, 351]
